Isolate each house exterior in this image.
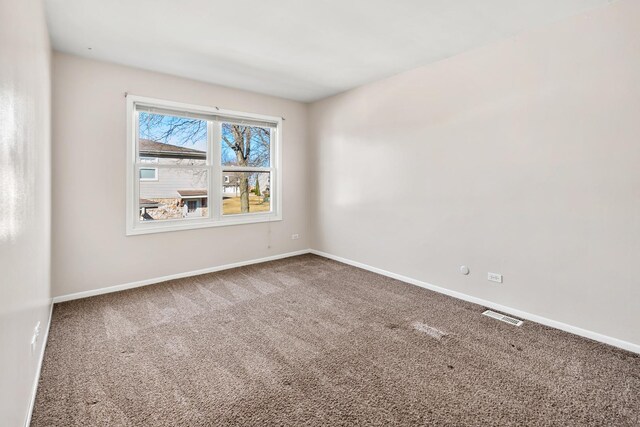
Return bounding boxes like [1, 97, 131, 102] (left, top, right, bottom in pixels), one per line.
[138, 139, 207, 219]
[222, 171, 270, 196]
[138, 139, 271, 220]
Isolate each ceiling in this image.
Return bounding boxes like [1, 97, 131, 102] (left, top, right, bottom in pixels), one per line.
[45, 0, 615, 102]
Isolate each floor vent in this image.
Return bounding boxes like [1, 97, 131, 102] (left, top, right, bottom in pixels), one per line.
[482, 310, 523, 326]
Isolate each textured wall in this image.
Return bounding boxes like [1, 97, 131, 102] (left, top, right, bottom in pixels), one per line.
[0, 0, 52, 425]
[52, 54, 310, 297]
[309, 0, 640, 346]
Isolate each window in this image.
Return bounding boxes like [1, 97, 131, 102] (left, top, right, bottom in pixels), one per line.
[126, 95, 282, 235]
[139, 157, 158, 181]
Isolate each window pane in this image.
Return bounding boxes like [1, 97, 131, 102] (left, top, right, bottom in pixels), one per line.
[222, 171, 271, 215]
[221, 123, 270, 167]
[138, 111, 207, 166]
[139, 168, 208, 221]
[139, 168, 157, 180]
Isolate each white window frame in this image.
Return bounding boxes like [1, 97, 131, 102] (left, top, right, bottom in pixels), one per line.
[126, 95, 283, 236]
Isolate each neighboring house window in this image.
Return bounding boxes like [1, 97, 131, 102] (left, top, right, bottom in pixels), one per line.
[126, 95, 282, 235]
[139, 157, 158, 181]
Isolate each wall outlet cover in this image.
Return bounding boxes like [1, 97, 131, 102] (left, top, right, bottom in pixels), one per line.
[488, 272, 503, 283]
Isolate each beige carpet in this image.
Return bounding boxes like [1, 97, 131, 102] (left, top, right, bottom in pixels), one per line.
[32, 254, 639, 426]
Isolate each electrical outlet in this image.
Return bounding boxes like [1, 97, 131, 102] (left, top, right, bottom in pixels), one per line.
[488, 272, 503, 283]
[291, 234, 300, 240]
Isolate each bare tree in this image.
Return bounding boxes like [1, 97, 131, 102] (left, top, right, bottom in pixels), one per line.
[139, 113, 206, 145]
[221, 124, 269, 213]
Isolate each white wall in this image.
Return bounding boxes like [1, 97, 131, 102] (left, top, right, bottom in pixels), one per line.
[309, 0, 640, 346]
[0, 0, 52, 425]
[52, 54, 310, 297]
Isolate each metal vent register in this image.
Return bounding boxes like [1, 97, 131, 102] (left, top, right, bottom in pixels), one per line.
[482, 310, 524, 326]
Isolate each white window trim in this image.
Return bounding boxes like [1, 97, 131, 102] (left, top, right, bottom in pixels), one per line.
[126, 95, 283, 236]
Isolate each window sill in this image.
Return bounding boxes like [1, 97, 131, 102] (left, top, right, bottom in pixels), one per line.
[126, 214, 282, 236]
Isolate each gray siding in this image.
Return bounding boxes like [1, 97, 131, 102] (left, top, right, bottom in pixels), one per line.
[140, 168, 207, 199]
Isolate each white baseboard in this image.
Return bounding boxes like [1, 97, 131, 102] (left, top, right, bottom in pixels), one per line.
[25, 300, 54, 427]
[53, 249, 311, 303]
[50, 247, 639, 354]
[309, 249, 640, 355]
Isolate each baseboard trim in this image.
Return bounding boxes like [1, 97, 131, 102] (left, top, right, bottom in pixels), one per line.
[24, 300, 54, 427]
[309, 249, 640, 355]
[53, 249, 311, 303]
[51, 247, 639, 354]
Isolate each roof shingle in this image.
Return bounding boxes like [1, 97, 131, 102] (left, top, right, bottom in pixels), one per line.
[139, 139, 206, 159]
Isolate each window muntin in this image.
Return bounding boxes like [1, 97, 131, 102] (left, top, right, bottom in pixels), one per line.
[127, 96, 281, 235]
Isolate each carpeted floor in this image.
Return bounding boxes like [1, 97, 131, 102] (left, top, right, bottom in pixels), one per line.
[32, 254, 639, 426]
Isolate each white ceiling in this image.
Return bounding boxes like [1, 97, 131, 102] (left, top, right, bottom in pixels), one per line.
[45, 0, 615, 102]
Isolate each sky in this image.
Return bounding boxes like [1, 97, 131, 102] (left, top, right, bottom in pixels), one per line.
[139, 112, 270, 167]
